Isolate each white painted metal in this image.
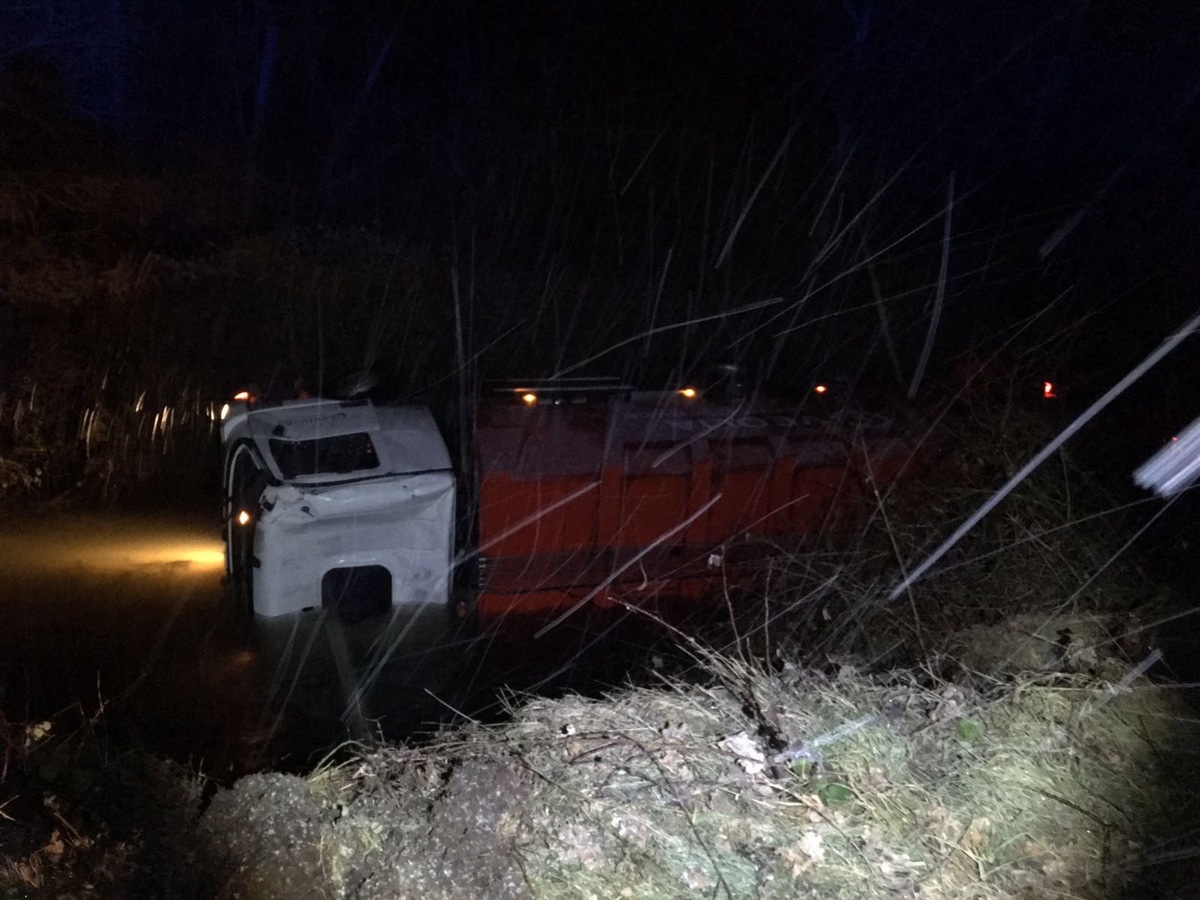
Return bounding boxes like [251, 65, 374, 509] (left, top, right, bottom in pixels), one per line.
[220, 397, 456, 618]
[1134, 414, 1200, 498]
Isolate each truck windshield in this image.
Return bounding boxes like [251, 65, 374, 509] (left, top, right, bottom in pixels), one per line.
[269, 432, 381, 479]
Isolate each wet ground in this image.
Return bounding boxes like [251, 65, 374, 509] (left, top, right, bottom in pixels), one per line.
[0, 510, 673, 772]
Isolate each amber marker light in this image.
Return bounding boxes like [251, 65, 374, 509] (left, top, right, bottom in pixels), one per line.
[814, 384, 829, 394]
[679, 387, 697, 399]
[521, 392, 538, 406]
[237, 510, 252, 526]
[233, 390, 251, 402]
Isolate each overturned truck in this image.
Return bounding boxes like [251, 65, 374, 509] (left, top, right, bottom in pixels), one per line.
[219, 380, 920, 625]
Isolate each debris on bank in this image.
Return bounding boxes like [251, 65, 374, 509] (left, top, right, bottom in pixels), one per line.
[186, 651, 1200, 899]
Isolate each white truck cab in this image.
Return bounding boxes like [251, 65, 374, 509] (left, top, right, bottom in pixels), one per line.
[219, 395, 456, 619]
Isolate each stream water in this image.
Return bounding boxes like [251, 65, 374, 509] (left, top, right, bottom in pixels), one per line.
[0, 510, 670, 772]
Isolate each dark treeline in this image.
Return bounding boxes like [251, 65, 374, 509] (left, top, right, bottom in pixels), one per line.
[1, 1, 1198, 498]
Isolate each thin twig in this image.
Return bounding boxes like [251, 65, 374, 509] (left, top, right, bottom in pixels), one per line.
[908, 170, 955, 400]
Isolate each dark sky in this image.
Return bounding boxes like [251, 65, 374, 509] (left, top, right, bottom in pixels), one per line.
[3, 1, 1199, 394]
[9, 2, 1197, 199]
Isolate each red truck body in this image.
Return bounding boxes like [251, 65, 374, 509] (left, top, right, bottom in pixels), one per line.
[472, 390, 917, 621]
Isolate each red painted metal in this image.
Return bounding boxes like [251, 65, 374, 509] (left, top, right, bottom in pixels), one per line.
[473, 392, 916, 620]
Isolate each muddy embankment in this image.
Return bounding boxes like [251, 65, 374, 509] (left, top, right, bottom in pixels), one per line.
[5, 620, 1200, 900]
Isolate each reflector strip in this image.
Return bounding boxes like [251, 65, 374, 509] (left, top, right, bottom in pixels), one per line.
[1134, 414, 1200, 497]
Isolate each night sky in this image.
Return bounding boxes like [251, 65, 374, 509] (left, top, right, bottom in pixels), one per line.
[3, 1, 1199, 418]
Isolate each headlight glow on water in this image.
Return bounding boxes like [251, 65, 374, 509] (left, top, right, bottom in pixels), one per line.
[0, 516, 228, 596]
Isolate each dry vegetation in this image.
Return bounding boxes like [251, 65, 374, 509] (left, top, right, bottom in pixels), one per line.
[3, 619, 1194, 900]
[9, 641, 1190, 899]
[330, 652, 1194, 900]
